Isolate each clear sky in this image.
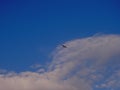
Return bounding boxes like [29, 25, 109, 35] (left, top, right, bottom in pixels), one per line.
[0, 0, 120, 90]
[0, 0, 120, 71]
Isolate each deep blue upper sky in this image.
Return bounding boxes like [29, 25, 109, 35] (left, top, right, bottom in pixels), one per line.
[0, 0, 120, 72]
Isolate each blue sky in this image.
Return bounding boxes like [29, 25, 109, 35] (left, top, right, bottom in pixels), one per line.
[0, 0, 120, 80]
[0, 0, 120, 72]
[0, 0, 120, 90]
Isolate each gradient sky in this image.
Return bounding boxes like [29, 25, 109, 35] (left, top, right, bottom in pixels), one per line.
[0, 0, 120, 90]
[0, 0, 120, 73]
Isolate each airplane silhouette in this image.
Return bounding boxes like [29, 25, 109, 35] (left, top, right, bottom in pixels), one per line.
[62, 44, 67, 48]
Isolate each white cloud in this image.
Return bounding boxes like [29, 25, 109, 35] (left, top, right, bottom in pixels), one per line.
[0, 34, 120, 90]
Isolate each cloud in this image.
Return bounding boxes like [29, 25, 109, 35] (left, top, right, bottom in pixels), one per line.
[30, 63, 43, 69]
[0, 34, 120, 90]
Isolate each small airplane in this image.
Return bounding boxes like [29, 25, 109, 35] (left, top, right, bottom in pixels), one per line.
[62, 44, 67, 48]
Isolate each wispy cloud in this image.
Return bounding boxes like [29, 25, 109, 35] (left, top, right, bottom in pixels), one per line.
[0, 34, 120, 90]
[30, 63, 43, 69]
